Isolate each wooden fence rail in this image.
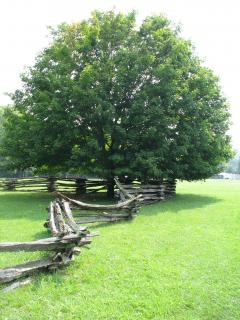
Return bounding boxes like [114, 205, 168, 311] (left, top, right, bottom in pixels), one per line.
[0, 195, 98, 285]
[0, 182, 141, 288]
[55, 188, 142, 224]
[115, 178, 177, 204]
[0, 177, 108, 194]
[0, 177, 177, 204]
[0, 176, 177, 289]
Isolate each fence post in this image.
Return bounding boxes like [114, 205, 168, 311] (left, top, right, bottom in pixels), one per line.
[75, 178, 86, 195]
[4, 179, 17, 191]
[47, 177, 56, 192]
[163, 178, 176, 198]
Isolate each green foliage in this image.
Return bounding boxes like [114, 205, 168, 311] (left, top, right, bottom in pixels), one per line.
[1, 11, 232, 182]
[0, 106, 20, 176]
[1, 180, 240, 319]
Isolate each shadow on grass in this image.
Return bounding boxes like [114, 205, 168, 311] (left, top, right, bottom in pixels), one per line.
[0, 192, 54, 221]
[140, 193, 221, 216]
[89, 193, 221, 230]
[33, 229, 51, 240]
[84, 218, 133, 230]
[0, 191, 221, 227]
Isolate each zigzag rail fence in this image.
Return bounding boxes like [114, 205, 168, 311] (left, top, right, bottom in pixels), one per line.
[0, 177, 177, 290]
[0, 177, 108, 194]
[0, 182, 142, 290]
[0, 176, 177, 203]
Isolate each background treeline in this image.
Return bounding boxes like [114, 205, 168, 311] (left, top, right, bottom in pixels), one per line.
[225, 153, 240, 174]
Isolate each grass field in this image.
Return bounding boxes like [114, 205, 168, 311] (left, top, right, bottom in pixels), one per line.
[0, 180, 239, 320]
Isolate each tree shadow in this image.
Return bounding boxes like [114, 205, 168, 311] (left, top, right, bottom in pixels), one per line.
[33, 229, 50, 240]
[140, 193, 222, 216]
[0, 192, 54, 221]
[88, 193, 221, 230]
[0, 192, 222, 233]
[82, 218, 133, 230]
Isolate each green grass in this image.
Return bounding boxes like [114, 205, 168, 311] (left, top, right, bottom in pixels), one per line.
[0, 180, 240, 320]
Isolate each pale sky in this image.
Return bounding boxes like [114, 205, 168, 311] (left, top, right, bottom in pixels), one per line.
[0, 0, 239, 149]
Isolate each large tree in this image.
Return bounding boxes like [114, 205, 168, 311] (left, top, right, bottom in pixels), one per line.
[1, 11, 232, 196]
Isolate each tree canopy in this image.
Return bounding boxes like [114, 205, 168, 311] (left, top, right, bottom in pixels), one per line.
[1, 11, 232, 195]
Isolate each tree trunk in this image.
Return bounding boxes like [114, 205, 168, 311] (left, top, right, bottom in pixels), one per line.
[106, 177, 115, 198]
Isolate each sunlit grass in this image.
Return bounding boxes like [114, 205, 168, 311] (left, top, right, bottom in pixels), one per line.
[0, 180, 239, 319]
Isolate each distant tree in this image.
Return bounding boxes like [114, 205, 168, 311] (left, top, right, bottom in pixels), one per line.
[225, 153, 240, 174]
[1, 11, 232, 196]
[0, 106, 18, 176]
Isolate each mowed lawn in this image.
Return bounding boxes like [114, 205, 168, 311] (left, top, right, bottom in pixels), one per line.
[0, 180, 239, 320]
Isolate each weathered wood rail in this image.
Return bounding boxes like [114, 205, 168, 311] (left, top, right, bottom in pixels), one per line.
[0, 198, 98, 285]
[0, 234, 94, 284]
[0, 177, 177, 204]
[0, 234, 94, 252]
[115, 178, 176, 204]
[56, 190, 142, 224]
[0, 177, 177, 289]
[0, 183, 141, 287]
[0, 177, 108, 194]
